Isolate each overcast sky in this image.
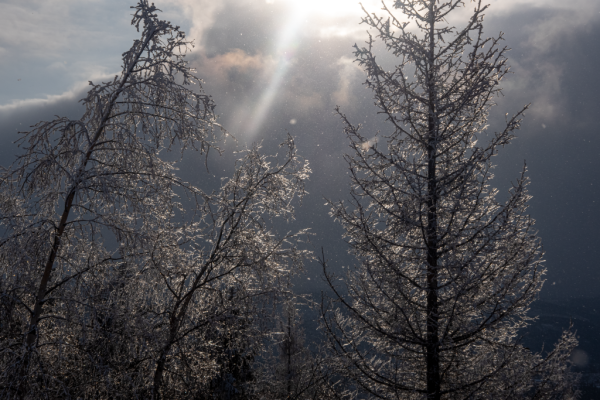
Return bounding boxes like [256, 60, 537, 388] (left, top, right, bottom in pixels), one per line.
[1, 0, 600, 300]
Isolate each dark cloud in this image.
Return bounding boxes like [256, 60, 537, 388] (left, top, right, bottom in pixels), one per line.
[483, 8, 600, 299]
[0, 87, 87, 165]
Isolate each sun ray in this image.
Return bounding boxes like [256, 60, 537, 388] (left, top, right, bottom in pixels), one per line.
[232, 0, 381, 140]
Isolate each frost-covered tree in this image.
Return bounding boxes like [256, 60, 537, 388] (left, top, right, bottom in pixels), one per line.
[257, 298, 352, 400]
[140, 140, 310, 400]
[52, 139, 309, 400]
[0, 2, 310, 399]
[322, 1, 578, 399]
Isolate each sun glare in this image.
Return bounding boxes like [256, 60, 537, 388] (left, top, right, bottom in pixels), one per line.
[272, 0, 379, 17]
[298, 0, 361, 16]
[268, 0, 387, 39]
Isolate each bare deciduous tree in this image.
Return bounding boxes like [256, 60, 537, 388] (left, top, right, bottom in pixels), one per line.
[141, 139, 310, 400]
[321, 1, 578, 399]
[0, 2, 311, 399]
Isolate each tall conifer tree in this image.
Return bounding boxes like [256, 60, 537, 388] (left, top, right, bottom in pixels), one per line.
[322, 1, 577, 398]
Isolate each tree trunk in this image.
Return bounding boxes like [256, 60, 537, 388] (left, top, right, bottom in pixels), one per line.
[425, 119, 440, 400]
[17, 29, 157, 397]
[287, 314, 293, 397]
[152, 346, 171, 400]
[152, 290, 193, 400]
[425, 2, 440, 399]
